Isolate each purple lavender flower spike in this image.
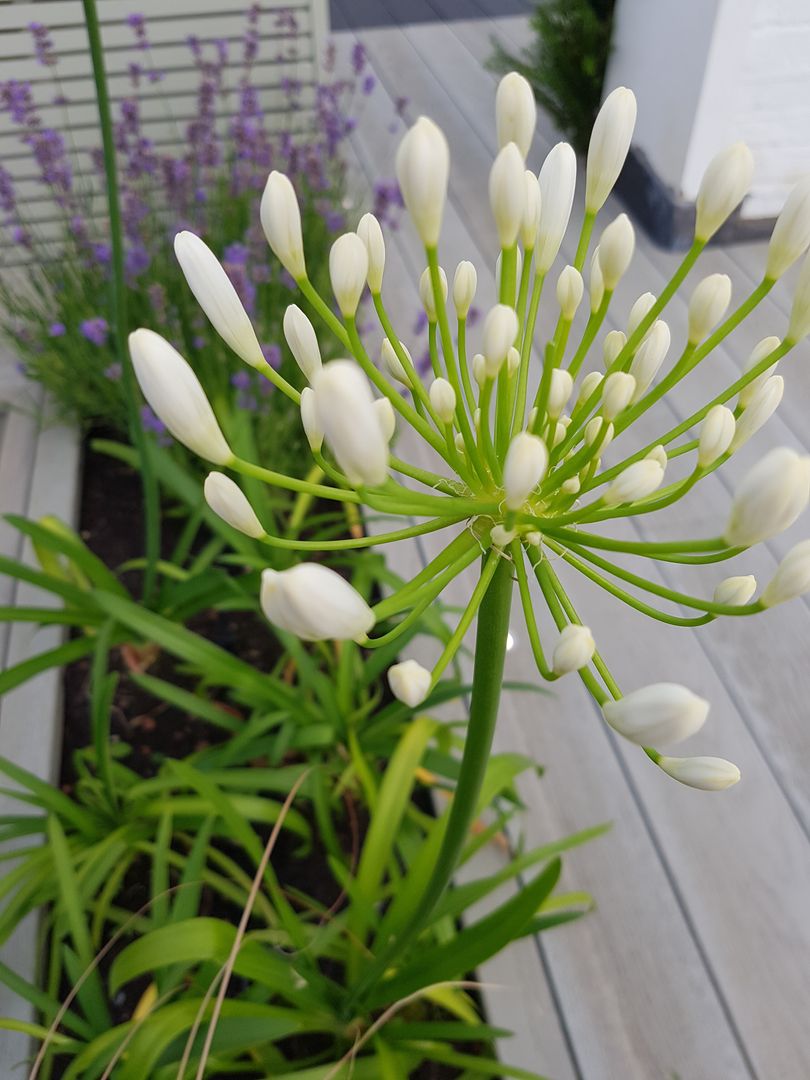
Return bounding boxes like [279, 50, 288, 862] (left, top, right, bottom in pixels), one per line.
[48, 322, 66, 338]
[79, 317, 109, 346]
[28, 23, 57, 68]
[104, 362, 123, 381]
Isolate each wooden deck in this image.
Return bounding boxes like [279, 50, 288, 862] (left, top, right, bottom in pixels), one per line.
[334, 5, 810, 1077]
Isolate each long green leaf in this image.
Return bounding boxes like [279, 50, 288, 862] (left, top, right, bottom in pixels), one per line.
[128, 671, 243, 732]
[6, 514, 128, 597]
[0, 635, 98, 696]
[0, 757, 98, 835]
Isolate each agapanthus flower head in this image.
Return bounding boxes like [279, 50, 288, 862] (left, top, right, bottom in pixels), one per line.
[132, 71, 810, 792]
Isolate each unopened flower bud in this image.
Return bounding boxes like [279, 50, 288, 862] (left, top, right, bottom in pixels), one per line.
[129, 329, 232, 464]
[204, 472, 264, 538]
[552, 624, 595, 675]
[495, 71, 536, 158]
[698, 405, 735, 467]
[490, 142, 526, 249]
[695, 142, 755, 241]
[260, 171, 306, 279]
[601, 371, 636, 420]
[521, 171, 542, 249]
[603, 458, 664, 506]
[313, 360, 389, 486]
[646, 444, 668, 470]
[657, 755, 740, 790]
[548, 368, 574, 419]
[483, 305, 519, 375]
[374, 397, 396, 442]
[490, 524, 516, 548]
[552, 420, 567, 447]
[761, 539, 810, 607]
[725, 446, 810, 547]
[738, 337, 781, 408]
[387, 659, 431, 707]
[626, 292, 656, 340]
[713, 574, 756, 606]
[602, 682, 709, 746]
[629, 320, 670, 400]
[687, 274, 732, 344]
[526, 530, 542, 546]
[452, 261, 477, 319]
[503, 431, 549, 509]
[561, 476, 581, 495]
[597, 213, 635, 290]
[381, 338, 412, 384]
[455, 432, 466, 452]
[174, 231, 264, 368]
[730, 375, 783, 452]
[420, 265, 448, 322]
[536, 142, 577, 273]
[585, 416, 613, 448]
[430, 377, 456, 423]
[556, 265, 584, 320]
[506, 346, 521, 378]
[787, 251, 810, 343]
[329, 233, 368, 317]
[283, 304, 321, 382]
[356, 212, 385, 293]
[300, 386, 323, 451]
[585, 87, 637, 213]
[602, 329, 626, 369]
[472, 352, 487, 386]
[576, 370, 603, 409]
[396, 116, 450, 247]
[766, 175, 810, 279]
[589, 248, 604, 313]
[261, 564, 374, 642]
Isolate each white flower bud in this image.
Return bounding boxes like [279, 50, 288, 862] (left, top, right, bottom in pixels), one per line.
[561, 476, 581, 495]
[455, 432, 466, 452]
[495, 71, 536, 158]
[356, 212, 385, 293]
[626, 292, 656, 340]
[174, 231, 264, 369]
[601, 371, 636, 420]
[526, 530, 543, 546]
[503, 431, 549, 509]
[725, 446, 810, 547]
[260, 171, 306, 279]
[129, 329, 232, 464]
[576, 370, 603, 409]
[329, 233, 368, 318]
[283, 304, 321, 382]
[495, 246, 522, 296]
[766, 175, 810, 279]
[602, 329, 626, 369]
[629, 320, 670, 400]
[687, 274, 732, 344]
[300, 386, 323, 451]
[396, 116, 450, 247]
[589, 248, 605, 314]
[761, 539, 810, 607]
[657, 755, 740, 790]
[730, 375, 783, 452]
[203, 472, 264, 538]
[472, 352, 487, 387]
[490, 524, 517, 548]
[646, 444, 668, 470]
[548, 368, 574, 419]
[556, 265, 584, 320]
[260, 564, 374, 643]
[536, 142, 577, 273]
[585, 87, 637, 213]
[474, 408, 481, 427]
[597, 213, 635, 290]
[507, 346, 521, 378]
[490, 142, 526, 249]
[698, 405, 735, 467]
[420, 265, 448, 322]
[381, 338, 412, 385]
[387, 659, 431, 708]
[430, 377, 456, 423]
[603, 458, 664, 506]
[552, 624, 595, 675]
[603, 682, 709, 746]
[713, 574, 756, 606]
[552, 420, 567, 447]
[313, 360, 389, 486]
[521, 170, 542, 249]
[787, 251, 810, 343]
[695, 142, 755, 241]
[374, 397, 396, 442]
[452, 261, 477, 319]
[738, 336, 781, 407]
[483, 305, 519, 376]
[585, 416, 613, 448]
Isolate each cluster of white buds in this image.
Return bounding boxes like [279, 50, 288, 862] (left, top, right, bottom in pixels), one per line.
[131, 72, 810, 792]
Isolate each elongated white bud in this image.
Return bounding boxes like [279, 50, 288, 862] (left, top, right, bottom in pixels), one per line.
[313, 360, 389, 486]
[548, 368, 574, 419]
[730, 375, 783, 452]
[490, 142, 526, 248]
[204, 473, 264, 538]
[129, 329, 231, 464]
[453, 261, 477, 319]
[552, 420, 567, 447]
[603, 682, 709, 746]
[420, 265, 448, 322]
[787, 251, 810, 343]
[601, 371, 636, 420]
[695, 142, 755, 241]
[698, 405, 735, 467]
[556, 265, 584, 320]
[552, 624, 595, 675]
[490, 524, 517, 548]
[603, 458, 664, 506]
[725, 446, 810, 547]
[589, 248, 604, 313]
[260, 564, 374, 642]
[657, 755, 740, 790]
[483, 305, 519, 376]
[506, 346, 521, 378]
[472, 352, 487, 386]
[521, 171, 542, 249]
[396, 116, 450, 247]
[766, 175, 810, 279]
[374, 397, 396, 442]
[503, 432, 548, 509]
[585, 87, 637, 213]
[300, 386, 323, 451]
[626, 292, 656, 340]
[174, 231, 264, 369]
[356, 212, 385, 293]
[585, 416, 613, 448]
[629, 320, 670, 400]
[329, 233, 368, 317]
[687, 274, 732, 344]
[260, 171, 306, 279]
[597, 213, 635, 290]
[387, 659, 431, 707]
[577, 370, 603, 409]
[603, 329, 626, 369]
[495, 71, 536, 158]
[761, 539, 810, 606]
[283, 304, 321, 382]
[430, 377, 456, 423]
[738, 336, 781, 407]
[713, 575, 756, 606]
[381, 338, 412, 385]
[536, 142, 577, 273]
[647, 444, 668, 469]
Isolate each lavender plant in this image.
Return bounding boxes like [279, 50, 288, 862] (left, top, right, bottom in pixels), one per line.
[131, 71, 810, 1001]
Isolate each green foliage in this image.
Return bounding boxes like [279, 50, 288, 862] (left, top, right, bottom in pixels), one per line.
[489, 0, 616, 154]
